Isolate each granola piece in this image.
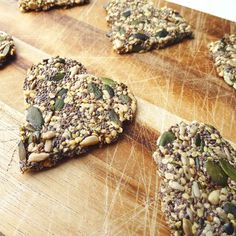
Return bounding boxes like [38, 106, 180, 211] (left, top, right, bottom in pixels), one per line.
[153, 121, 236, 236]
[18, 0, 89, 12]
[104, 0, 193, 54]
[208, 34, 236, 90]
[0, 31, 16, 66]
[19, 57, 136, 172]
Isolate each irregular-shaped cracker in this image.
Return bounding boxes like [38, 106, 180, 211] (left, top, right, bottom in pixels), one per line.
[208, 34, 236, 90]
[18, 0, 89, 12]
[0, 31, 16, 66]
[153, 121, 236, 236]
[19, 57, 136, 172]
[105, 0, 193, 54]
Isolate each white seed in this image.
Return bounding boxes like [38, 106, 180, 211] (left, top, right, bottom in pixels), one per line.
[44, 140, 52, 152]
[80, 135, 99, 147]
[42, 131, 56, 140]
[165, 172, 174, 180]
[28, 152, 49, 162]
[192, 181, 201, 198]
[169, 181, 184, 191]
[208, 190, 220, 205]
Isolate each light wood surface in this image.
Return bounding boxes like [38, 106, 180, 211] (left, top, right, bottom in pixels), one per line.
[0, 0, 235, 235]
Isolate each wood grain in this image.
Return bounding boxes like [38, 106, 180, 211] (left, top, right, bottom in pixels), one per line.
[0, 0, 235, 235]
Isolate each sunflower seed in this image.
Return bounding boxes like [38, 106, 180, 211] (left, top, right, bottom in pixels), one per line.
[28, 152, 50, 163]
[80, 135, 99, 147]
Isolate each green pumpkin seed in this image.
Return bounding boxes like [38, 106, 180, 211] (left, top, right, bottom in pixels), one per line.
[18, 141, 26, 161]
[131, 44, 145, 53]
[195, 157, 200, 170]
[55, 98, 65, 111]
[156, 29, 169, 38]
[195, 134, 201, 146]
[2, 44, 10, 57]
[158, 131, 175, 147]
[57, 88, 68, 98]
[223, 202, 236, 218]
[26, 106, 44, 131]
[109, 109, 121, 126]
[51, 72, 65, 81]
[122, 10, 131, 17]
[119, 95, 131, 104]
[0, 35, 6, 41]
[117, 26, 126, 35]
[206, 160, 228, 186]
[100, 77, 116, 87]
[103, 84, 114, 97]
[133, 33, 149, 41]
[88, 82, 102, 99]
[219, 159, 236, 182]
[57, 58, 65, 64]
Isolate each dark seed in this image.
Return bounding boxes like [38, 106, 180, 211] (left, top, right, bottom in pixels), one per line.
[133, 33, 149, 41]
[57, 58, 65, 64]
[156, 29, 169, 38]
[131, 44, 145, 53]
[122, 10, 131, 17]
[223, 223, 234, 235]
[51, 72, 65, 81]
[88, 83, 102, 99]
[26, 106, 44, 131]
[206, 160, 228, 187]
[158, 131, 175, 147]
[194, 133, 201, 146]
[223, 202, 236, 218]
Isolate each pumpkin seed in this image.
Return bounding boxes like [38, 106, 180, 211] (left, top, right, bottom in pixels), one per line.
[223, 202, 236, 218]
[57, 58, 65, 64]
[88, 82, 102, 99]
[109, 109, 121, 126]
[26, 106, 44, 130]
[119, 95, 131, 103]
[195, 157, 200, 170]
[100, 77, 116, 87]
[156, 29, 169, 38]
[131, 44, 145, 53]
[158, 131, 175, 147]
[103, 84, 114, 97]
[2, 44, 10, 57]
[117, 26, 126, 35]
[122, 10, 131, 17]
[219, 159, 236, 182]
[223, 223, 234, 235]
[55, 98, 65, 111]
[133, 33, 149, 41]
[57, 88, 68, 97]
[206, 160, 228, 186]
[18, 141, 26, 161]
[51, 72, 65, 81]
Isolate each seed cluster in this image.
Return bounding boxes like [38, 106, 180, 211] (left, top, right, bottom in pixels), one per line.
[153, 121, 236, 236]
[0, 31, 16, 66]
[18, 0, 89, 12]
[208, 34, 236, 90]
[104, 0, 193, 54]
[19, 56, 136, 172]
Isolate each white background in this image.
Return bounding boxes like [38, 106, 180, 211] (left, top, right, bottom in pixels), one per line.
[166, 0, 236, 22]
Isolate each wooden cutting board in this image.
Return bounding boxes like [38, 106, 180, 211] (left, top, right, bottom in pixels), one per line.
[0, 0, 235, 235]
